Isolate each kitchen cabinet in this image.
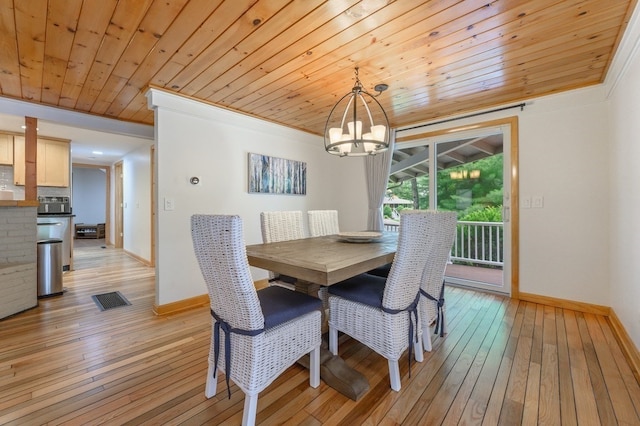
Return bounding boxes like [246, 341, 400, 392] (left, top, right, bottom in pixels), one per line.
[13, 136, 70, 187]
[0, 134, 12, 165]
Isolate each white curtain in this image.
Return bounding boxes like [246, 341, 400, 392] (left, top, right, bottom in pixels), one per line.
[365, 129, 395, 231]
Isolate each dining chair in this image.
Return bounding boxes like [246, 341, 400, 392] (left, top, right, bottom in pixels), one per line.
[308, 209, 340, 237]
[327, 210, 440, 392]
[191, 214, 322, 426]
[415, 211, 457, 352]
[260, 210, 305, 290]
[364, 211, 457, 352]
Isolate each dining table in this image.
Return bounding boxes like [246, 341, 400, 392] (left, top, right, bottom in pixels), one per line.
[245, 231, 398, 400]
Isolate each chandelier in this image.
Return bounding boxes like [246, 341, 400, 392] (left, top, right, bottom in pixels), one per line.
[324, 67, 390, 157]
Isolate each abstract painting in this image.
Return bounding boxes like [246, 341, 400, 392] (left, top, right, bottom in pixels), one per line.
[248, 153, 307, 195]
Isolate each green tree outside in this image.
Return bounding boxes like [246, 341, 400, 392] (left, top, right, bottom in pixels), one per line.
[386, 153, 504, 268]
[386, 153, 503, 222]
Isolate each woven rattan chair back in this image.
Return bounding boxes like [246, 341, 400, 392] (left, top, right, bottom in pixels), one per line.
[381, 211, 440, 311]
[260, 211, 305, 289]
[191, 214, 263, 331]
[418, 210, 457, 351]
[191, 214, 321, 426]
[308, 210, 340, 237]
[260, 210, 305, 243]
[328, 210, 447, 391]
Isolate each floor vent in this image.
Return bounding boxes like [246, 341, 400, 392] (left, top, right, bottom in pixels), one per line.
[92, 291, 131, 311]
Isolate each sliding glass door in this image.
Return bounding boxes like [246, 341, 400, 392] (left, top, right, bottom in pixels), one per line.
[432, 126, 510, 294]
[392, 120, 515, 295]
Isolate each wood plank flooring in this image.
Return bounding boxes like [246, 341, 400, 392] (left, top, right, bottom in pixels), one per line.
[0, 240, 639, 425]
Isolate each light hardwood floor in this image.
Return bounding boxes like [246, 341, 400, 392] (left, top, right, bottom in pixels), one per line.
[1, 241, 639, 425]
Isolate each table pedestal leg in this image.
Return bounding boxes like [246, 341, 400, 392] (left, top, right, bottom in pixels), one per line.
[297, 339, 369, 401]
[295, 280, 370, 401]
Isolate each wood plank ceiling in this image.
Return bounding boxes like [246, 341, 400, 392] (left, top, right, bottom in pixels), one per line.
[0, 0, 636, 139]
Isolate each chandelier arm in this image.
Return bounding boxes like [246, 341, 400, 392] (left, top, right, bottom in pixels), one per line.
[353, 89, 360, 145]
[366, 91, 391, 141]
[339, 95, 354, 131]
[358, 92, 375, 127]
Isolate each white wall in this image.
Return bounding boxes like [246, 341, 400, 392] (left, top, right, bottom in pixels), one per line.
[122, 145, 153, 262]
[398, 86, 611, 308]
[147, 89, 368, 306]
[147, 86, 615, 312]
[72, 167, 106, 224]
[517, 88, 610, 304]
[608, 6, 640, 348]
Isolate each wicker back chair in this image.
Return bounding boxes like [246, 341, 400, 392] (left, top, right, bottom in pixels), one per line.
[308, 210, 340, 236]
[327, 211, 441, 391]
[191, 214, 321, 426]
[419, 211, 457, 352]
[260, 211, 305, 290]
[260, 210, 305, 242]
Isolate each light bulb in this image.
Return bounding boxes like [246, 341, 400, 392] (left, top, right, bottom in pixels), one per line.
[347, 121, 362, 139]
[329, 128, 343, 143]
[371, 125, 386, 141]
[339, 134, 353, 154]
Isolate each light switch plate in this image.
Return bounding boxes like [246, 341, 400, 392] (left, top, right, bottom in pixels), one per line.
[164, 197, 175, 211]
[532, 195, 544, 208]
[522, 196, 531, 209]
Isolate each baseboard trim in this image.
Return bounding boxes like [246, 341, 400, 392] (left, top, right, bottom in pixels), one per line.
[254, 278, 269, 290]
[153, 294, 209, 316]
[518, 292, 610, 316]
[123, 249, 152, 267]
[608, 309, 640, 385]
[153, 279, 270, 316]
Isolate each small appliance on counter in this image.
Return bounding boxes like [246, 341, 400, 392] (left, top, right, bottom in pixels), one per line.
[37, 196, 71, 214]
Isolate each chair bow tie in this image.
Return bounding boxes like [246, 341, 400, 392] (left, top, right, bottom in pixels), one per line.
[211, 310, 263, 399]
[420, 280, 446, 337]
[381, 292, 421, 378]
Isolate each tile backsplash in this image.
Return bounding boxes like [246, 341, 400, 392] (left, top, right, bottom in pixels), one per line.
[0, 165, 71, 200]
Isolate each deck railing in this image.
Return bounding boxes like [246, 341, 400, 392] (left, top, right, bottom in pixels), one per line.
[383, 219, 504, 267]
[451, 221, 503, 266]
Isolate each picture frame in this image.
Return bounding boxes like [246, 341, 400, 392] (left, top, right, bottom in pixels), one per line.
[248, 153, 307, 195]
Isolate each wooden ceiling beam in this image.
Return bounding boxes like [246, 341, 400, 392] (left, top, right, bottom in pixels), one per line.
[390, 148, 430, 175]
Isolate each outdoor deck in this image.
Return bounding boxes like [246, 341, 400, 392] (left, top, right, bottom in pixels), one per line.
[446, 263, 503, 287]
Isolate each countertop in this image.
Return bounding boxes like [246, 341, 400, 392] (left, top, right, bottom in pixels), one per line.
[37, 213, 75, 217]
[0, 200, 39, 207]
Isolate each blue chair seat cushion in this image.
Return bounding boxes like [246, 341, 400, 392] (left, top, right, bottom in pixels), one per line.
[257, 286, 323, 329]
[327, 273, 386, 308]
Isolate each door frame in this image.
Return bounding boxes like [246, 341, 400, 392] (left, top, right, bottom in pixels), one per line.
[114, 161, 124, 249]
[395, 116, 519, 298]
[71, 163, 111, 245]
[150, 145, 156, 266]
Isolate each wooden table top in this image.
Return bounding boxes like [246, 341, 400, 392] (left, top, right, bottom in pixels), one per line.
[246, 233, 398, 286]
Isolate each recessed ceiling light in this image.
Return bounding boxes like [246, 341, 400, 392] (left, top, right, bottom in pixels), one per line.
[92, 151, 103, 155]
